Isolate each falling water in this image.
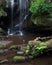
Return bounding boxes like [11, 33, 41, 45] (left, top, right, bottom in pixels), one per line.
[8, 0, 29, 36]
[10, 0, 14, 30]
[8, 0, 14, 35]
[19, 0, 28, 31]
[15, 0, 29, 36]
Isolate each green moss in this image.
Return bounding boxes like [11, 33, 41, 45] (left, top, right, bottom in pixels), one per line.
[36, 42, 47, 50]
[13, 56, 25, 62]
[9, 45, 18, 50]
[0, 44, 4, 49]
[25, 41, 48, 57]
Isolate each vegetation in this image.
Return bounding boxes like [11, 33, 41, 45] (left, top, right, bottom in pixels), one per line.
[26, 41, 48, 58]
[9, 45, 21, 50]
[0, 0, 8, 17]
[9, 45, 18, 50]
[0, 38, 52, 62]
[13, 56, 25, 62]
[29, 0, 52, 26]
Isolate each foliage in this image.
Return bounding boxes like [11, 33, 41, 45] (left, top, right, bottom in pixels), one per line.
[29, 0, 52, 25]
[29, 0, 45, 14]
[26, 41, 48, 58]
[0, 7, 7, 16]
[0, 0, 8, 17]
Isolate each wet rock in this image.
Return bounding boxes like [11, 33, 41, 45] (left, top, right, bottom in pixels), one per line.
[13, 56, 26, 62]
[0, 44, 4, 49]
[4, 49, 8, 52]
[0, 49, 4, 54]
[17, 51, 24, 55]
[0, 49, 8, 55]
[0, 59, 8, 64]
[9, 45, 18, 50]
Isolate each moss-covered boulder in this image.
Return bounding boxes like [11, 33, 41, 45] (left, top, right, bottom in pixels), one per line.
[13, 56, 25, 62]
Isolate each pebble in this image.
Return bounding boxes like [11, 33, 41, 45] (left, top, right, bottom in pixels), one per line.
[17, 51, 24, 55]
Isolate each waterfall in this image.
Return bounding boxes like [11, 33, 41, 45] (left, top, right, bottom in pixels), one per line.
[10, 0, 14, 29]
[8, 0, 29, 36]
[15, 0, 29, 33]
[15, 0, 29, 36]
[8, 0, 14, 35]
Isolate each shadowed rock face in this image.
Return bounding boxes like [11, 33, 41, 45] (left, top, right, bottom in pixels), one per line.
[0, 0, 8, 7]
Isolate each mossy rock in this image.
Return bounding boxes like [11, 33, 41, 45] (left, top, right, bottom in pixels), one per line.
[9, 45, 18, 50]
[0, 44, 4, 49]
[13, 56, 25, 62]
[0, 59, 8, 64]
